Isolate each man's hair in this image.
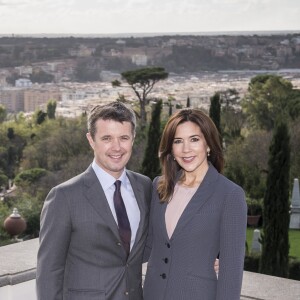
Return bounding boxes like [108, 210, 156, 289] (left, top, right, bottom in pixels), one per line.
[87, 101, 136, 139]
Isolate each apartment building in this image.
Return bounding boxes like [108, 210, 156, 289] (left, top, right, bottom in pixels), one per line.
[0, 88, 25, 112]
[24, 87, 61, 112]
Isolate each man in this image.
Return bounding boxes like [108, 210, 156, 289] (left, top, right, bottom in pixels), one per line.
[36, 101, 152, 300]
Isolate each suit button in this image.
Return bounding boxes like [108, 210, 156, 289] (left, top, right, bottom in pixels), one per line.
[166, 242, 171, 248]
[124, 291, 129, 296]
[163, 258, 168, 263]
[160, 273, 166, 279]
[117, 242, 122, 246]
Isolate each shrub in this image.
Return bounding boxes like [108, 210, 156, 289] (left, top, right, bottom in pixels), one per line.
[289, 259, 300, 280]
[246, 198, 263, 216]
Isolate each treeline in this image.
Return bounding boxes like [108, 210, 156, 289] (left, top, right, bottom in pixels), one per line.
[1, 33, 300, 71]
[0, 73, 300, 279]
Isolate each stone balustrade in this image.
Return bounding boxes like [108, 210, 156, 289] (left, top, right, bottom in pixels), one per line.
[1, 239, 299, 300]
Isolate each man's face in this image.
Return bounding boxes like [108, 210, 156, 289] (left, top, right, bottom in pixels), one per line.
[87, 119, 134, 178]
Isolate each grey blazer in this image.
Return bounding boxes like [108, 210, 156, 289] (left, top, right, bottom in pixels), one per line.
[36, 165, 152, 300]
[143, 164, 247, 300]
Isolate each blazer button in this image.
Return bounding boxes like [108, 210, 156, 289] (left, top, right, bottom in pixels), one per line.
[165, 242, 171, 248]
[116, 242, 122, 246]
[163, 258, 169, 263]
[160, 273, 167, 279]
[124, 291, 129, 296]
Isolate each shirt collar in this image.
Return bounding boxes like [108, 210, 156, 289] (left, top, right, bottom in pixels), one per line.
[92, 160, 128, 191]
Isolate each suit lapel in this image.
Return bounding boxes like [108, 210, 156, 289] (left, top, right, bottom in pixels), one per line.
[83, 165, 120, 241]
[126, 171, 147, 258]
[170, 165, 219, 240]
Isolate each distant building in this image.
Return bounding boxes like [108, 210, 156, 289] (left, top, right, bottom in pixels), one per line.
[24, 87, 61, 112]
[15, 78, 32, 87]
[131, 54, 148, 66]
[0, 88, 25, 112]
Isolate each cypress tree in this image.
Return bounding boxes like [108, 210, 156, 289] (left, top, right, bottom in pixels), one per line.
[186, 96, 191, 107]
[209, 92, 221, 135]
[141, 100, 162, 180]
[260, 122, 290, 278]
[47, 100, 57, 119]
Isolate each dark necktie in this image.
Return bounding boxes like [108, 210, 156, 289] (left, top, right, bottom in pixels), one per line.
[113, 180, 131, 257]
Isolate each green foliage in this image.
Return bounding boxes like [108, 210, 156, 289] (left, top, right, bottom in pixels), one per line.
[224, 130, 271, 199]
[0, 105, 6, 123]
[209, 92, 221, 135]
[120, 67, 169, 125]
[14, 168, 47, 186]
[246, 198, 263, 216]
[35, 110, 47, 125]
[30, 70, 54, 83]
[0, 201, 10, 242]
[244, 254, 300, 280]
[0, 172, 8, 188]
[260, 122, 291, 278]
[141, 100, 162, 180]
[242, 75, 300, 130]
[186, 96, 191, 107]
[244, 254, 260, 272]
[16, 195, 43, 238]
[47, 100, 56, 119]
[289, 259, 300, 280]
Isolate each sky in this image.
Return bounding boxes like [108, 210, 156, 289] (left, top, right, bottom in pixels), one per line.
[0, 0, 300, 35]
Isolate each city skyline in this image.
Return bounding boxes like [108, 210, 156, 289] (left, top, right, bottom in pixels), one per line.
[0, 0, 300, 36]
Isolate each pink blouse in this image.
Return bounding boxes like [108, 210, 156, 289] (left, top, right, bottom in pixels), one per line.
[165, 183, 198, 239]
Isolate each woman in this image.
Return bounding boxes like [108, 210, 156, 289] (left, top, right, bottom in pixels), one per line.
[143, 108, 247, 300]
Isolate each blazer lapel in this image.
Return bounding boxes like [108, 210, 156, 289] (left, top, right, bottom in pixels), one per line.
[126, 171, 148, 258]
[170, 165, 220, 240]
[83, 165, 120, 241]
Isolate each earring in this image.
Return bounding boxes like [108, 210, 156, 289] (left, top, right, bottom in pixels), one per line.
[173, 157, 176, 161]
[207, 149, 210, 157]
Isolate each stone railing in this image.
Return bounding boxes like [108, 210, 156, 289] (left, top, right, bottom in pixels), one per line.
[1, 239, 299, 300]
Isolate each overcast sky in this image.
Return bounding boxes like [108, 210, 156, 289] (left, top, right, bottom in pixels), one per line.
[1, 0, 299, 35]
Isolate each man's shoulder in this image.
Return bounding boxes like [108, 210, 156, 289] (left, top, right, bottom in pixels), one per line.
[126, 170, 152, 185]
[54, 165, 94, 190]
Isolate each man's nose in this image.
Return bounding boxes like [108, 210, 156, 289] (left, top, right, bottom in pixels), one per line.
[111, 138, 121, 150]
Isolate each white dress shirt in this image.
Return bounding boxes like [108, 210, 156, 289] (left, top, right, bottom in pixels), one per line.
[92, 160, 140, 250]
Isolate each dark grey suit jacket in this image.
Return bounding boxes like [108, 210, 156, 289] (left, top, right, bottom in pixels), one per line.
[143, 164, 247, 300]
[36, 165, 152, 300]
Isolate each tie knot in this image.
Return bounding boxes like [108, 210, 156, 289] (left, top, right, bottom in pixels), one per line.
[114, 180, 121, 190]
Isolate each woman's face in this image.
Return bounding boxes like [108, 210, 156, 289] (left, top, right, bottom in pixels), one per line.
[172, 121, 209, 175]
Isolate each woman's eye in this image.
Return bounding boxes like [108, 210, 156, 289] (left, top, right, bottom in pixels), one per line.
[173, 139, 182, 144]
[191, 137, 199, 142]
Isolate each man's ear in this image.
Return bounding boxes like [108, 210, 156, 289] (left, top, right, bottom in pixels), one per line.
[86, 132, 94, 149]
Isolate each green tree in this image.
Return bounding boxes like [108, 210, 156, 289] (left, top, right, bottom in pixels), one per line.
[242, 75, 300, 130]
[141, 100, 162, 180]
[209, 92, 221, 135]
[260, 122, 290, 278]
[30, 70, 54, 83]
[113, 67, 168, 125]
[14, 168, 47, 186]
[47, 100, 57, 119]
[0, 105, 6, 123]
[35, 110, 47, 125]
[186, 96, 191, 107]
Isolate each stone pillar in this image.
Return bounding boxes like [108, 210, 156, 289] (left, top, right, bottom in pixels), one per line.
[289, 178, 300, 229]
[251, 229, 261, 254]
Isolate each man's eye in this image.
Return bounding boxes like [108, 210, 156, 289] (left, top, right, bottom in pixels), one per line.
[102, 137, 111, 141]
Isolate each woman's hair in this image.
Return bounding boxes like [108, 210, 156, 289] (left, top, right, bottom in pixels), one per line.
[158, 108, 224, 202]
[87, 101, 136, 139]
